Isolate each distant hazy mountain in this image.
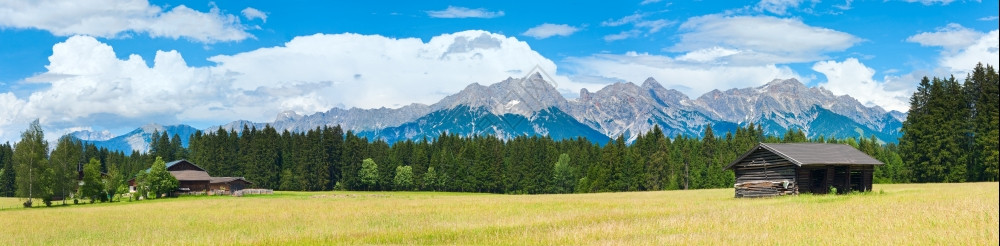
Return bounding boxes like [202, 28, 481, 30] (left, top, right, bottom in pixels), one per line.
[70, 130, 114, 141]
[84, 73, 905, 153]
[72, 124, 199, 153]
[690, 78, 903, 141]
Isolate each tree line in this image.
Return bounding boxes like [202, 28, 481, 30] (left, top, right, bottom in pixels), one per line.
[900, 63, 999, 182]
[178, 123, 908, 193]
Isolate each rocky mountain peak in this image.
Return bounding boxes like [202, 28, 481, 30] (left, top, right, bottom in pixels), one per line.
[579, 88, 592, 101]
[140, 123, 165, 133]
[431, 73, 568, 117]
[641, 77, 662, 89]
[70, 129, 113, 141]
[276, 110, 301, 122]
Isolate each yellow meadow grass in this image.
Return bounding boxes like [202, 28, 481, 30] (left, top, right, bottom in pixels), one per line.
[1, 182, 996, 245]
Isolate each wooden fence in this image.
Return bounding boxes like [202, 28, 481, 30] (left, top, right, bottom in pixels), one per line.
[233, 189, 273, 197]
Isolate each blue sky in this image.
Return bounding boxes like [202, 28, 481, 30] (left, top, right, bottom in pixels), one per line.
[0, 0, 997, 142]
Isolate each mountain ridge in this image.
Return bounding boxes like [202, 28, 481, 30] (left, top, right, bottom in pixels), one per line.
[75, 74, 905, 153]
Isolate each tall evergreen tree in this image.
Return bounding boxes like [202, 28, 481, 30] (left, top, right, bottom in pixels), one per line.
[551, 153, 573, 193]
[80, 158, 103, 202]
[0, 142, 16, 197]
[50, 136, 83, 202]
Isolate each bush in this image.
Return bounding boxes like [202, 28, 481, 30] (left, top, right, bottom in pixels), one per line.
[829, 186, 838, 195]
[22, 199, 32, 208]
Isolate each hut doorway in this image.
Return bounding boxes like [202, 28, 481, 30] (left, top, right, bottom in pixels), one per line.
[809, 169, 827, 193]
[833, 166, 849, 193]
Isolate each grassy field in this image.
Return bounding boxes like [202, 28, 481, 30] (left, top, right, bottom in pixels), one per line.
[1, 183, 996, 245]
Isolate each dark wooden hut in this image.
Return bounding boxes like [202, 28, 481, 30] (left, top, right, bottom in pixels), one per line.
[164, 160, 211, 193]
[129, 159, 255, 195]
[209, 177, 253, 192]
[725, 143, 883, 198]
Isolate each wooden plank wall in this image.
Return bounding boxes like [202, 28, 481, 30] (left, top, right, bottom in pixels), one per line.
[797, 165, 874, 194]
[732, 148, 798, 198]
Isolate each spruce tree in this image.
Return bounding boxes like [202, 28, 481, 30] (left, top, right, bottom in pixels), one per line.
[50, 136, 83, 202]
[0, 142, 16, 197]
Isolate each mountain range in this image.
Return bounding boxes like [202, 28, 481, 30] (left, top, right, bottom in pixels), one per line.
[74, 73, 905, 153]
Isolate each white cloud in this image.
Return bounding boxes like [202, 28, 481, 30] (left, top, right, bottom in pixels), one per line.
[604, 30, 640, 42]
[522, 23, 580, 39]
[241, 7, 267, 23]
[902, 0, 956, 5]
[833, 0, 853, 10]
[676, 47, 742, 63]
[670, 15, 861, 64]
[940, 30, 999, 74]
[907, 24, 999, 74]
[426, 6, 504, 18]
[980, 16, 999, 21]
[600, 12, 674, 41]
[563, 52, 802, 98]
[640, 0, 663, 5]
[907, 23, 983, 51]
[0, 92, 27, 140]
[635, 19, 672, 33]
[755, 0, 803, 15]
[813, 58, 911, 112]
[602, 13, 645, 27]
[0, 31, 571, 142]
[0, 0, 251, 43]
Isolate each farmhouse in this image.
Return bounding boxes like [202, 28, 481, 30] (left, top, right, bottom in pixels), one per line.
[725, 143, 883, 198]
[129, 159, 253, 194]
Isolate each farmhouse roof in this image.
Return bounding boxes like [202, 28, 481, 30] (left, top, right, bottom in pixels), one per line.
[210, 177, 253, 184]
[169, 170, 211, 181]
[165, 159, 206, 171]
[725, 143, 884, 169]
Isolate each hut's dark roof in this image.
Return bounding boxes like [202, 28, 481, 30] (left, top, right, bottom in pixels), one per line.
[725, 143, 884, 169]
[165, 159, 206, 171]
[210, 177, 253, 184]
[169, 170, 211, 181]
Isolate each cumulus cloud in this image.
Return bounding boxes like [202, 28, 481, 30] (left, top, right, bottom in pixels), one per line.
[755, 0, 803, 15]
[907, 24, 999, 74]
[813, 58, 912, 112]
[0, 31, 571, 142]
[426, 6, 504, 18]
[907, 23, 983, 52]
[563, 51, 802, 98]
[670, 15, 861, 64]
[0, 0, 251, 43]
[522, 23, 580, 39]
[241, 7, 267, 22]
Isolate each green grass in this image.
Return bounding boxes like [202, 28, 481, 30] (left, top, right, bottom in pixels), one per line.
[1, 183, 997, 245]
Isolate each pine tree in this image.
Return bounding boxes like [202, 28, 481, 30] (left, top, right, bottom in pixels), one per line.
[50, 136, 83, 202]
[552, 153, 573, 193]
[0, 142, 14, 197]
[969, 64, 999, 181]
[80, 158, 103, 202]
[901, 77, 932, 182]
